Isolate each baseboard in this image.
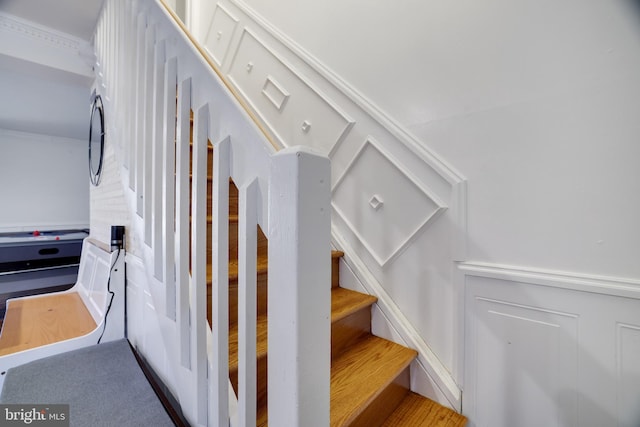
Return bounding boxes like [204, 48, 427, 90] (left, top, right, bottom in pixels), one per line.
[130, 341, 191, 427]
[333, 231, 462, 411]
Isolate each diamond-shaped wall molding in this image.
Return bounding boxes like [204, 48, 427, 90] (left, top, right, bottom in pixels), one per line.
[333, 138, 446, 267]
[369, 195, 384, 211]
[262, 75, 290, 111]
[227, 29, 355, 156]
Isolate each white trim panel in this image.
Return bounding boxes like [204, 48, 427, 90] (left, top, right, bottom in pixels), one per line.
[226, 28, 355, 156]
[332, 137, 446, 267]
[459, 261, 640, 299]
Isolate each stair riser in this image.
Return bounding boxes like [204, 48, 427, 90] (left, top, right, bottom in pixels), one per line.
[229, 273, 268, 326]
[189, 140, 214, 177]
[186, 178, 238, 214]
[348, 368, 410, 427]
[332, 256, 341, 288]
[229, 224, 268, 264]
[332, 309, 371, 361]
[204, 218, 268, 261]
[207, 271, 268, 326]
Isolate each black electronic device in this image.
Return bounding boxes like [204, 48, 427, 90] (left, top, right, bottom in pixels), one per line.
[110, 226, 125, 251]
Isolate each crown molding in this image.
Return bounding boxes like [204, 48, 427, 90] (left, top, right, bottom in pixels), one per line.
[0, 11, 88, 52]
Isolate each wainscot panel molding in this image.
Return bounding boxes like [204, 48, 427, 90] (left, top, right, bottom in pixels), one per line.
[223, 0, 464, 186]
[616, 322, 640, 426]
[203, 4, 238, 66]
[332, 137, 446, 267]
[463, 264, 640, 427]
[224, 28, 355, 156]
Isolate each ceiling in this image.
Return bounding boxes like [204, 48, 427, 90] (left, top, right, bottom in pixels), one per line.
[0, 0, 104, 139]
[0, 0, 104, 40]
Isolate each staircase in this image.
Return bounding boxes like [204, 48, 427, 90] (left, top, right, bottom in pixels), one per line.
[197, 139, 466, 426]
[93, 0, 467, 423]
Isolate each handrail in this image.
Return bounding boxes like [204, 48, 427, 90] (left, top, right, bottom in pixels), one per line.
[157, 0, 281, 152]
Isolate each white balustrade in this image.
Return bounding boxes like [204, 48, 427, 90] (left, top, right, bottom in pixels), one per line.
[92, 1, 330, 425]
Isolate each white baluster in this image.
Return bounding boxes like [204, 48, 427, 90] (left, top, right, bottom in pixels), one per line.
[133, 13, 146, 195]
[152, 39, 166, 278]
[191, 103, 210, 425]
[210, 136, 231, 426]
[163, 57, 178, 319]
[176, 77, 192, 368]
[143, 24, 156, 243]
[239, 178, 259, 427]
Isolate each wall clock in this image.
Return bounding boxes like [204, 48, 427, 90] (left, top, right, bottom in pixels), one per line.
[89, 94, 105, 186]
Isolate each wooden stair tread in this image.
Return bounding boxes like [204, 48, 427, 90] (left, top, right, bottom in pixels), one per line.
[330, 335, 417, 426]
[206, 254, 268, 283]
[228, 314, 268, 372]
[381, 392, 467, 427]
[228, 256, 268, 281]
[226, 288, 373, 371]
[189, 141, 213, 150]
[186, 174, 237, 181]
[206, 215, 239, 223]
[0, 292, 96, 356]
[205, 250, 337, 279]
[190, 175, 213, 182]
[331, 287, 377, 323]
[199, 234, 451, 426]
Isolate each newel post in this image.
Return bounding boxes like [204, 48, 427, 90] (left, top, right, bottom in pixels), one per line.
[268, 146, 331, 426]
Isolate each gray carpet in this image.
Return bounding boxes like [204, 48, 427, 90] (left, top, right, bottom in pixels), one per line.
[0, 339, 175, 427]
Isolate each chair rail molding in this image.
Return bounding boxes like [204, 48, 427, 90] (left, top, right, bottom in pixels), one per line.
[459, 261, 640, 300]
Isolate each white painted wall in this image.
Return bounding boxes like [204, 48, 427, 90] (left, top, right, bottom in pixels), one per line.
[0, 66, 90, 140]
[234, 0, 640, 279]
[190, 0, 640, 422]
[0, 128, 89, 232]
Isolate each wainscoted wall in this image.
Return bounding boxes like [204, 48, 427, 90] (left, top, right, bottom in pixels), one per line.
[0, 128, 89, 232]
[185, 0, 640, 421]
[189, 0, 467, 409]
[462, 264, 640, 427]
